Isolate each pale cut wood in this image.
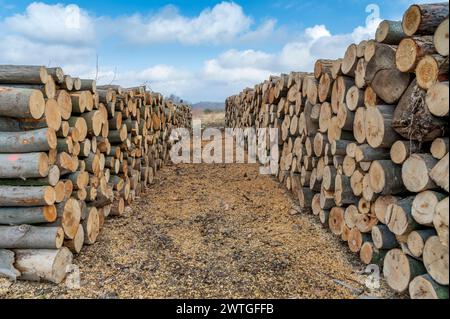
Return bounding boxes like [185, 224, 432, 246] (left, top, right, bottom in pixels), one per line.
[431, 138, 449, 160]
[425, 81, 449, 117]
[372, 224, 398, 250]
[360, 242, 386, 266]
[390, 140, 422, 164]
[14, 248, 73, 284]
[365, 105, 400, 148]
[53, 198, 81, 240]
[407, 229, 437, 258]
[433, 197, 449, 248]
[423, 236, 449, 285]
[430, 153, 449, 192]
[385, 197, 418, 236]
[409, 274, 449, 299]
[0, 87, 45, 119]
[329, 207, 345, 235]
[345, 86, 364, 111]
[402, 153, 438, 192]
[348, 227, 370, 253]
[353, 107, 366, 144]
[373, 195, 398, 224]
[0, 225, 63, 249]
[412, 191, 446, 226]
[369, 160, 405, 195]
[434, 18, 449, 56]
[0, 205, 56, 225]
[383, 248, 427, 293]
[82, 206, 99, 245]
[64, 224, 84, 254]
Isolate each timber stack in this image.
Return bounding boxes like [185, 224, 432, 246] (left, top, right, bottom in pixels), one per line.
[225, 2, 449, 299]
[0, 65, 192, 283]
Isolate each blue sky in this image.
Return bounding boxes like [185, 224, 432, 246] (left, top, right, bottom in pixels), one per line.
[0, 0, 434, 102]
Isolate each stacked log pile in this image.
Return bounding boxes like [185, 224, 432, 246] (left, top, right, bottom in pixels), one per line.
[225, 3, 449, 299]
[0, 65, 192, 283]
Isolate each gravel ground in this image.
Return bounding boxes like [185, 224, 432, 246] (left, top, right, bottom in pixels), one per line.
[1, 162, 393, 299]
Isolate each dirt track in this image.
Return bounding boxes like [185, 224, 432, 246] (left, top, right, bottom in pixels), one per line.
[1, 159, 396, 299]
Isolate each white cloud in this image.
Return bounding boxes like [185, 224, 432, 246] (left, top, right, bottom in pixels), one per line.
[110, 2, 255, 45]
[4, 2, 95, 45]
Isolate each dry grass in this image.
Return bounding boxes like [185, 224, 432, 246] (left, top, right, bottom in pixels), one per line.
[193, 109, 225, 128]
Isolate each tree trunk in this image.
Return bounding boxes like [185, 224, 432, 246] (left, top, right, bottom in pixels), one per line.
[385, 197, 419, 236]
[0, 87, 45, 119]
[390, 140, 422, 164]
[423, 236, 449, 285]
[0, 65, 48, 84]
[14, 248, 73, 284]
[402, 153, 438, 192]
[64, 224, 84, 254]
[0, 225, 63, 249]
[433, 197, 449, 248]
[412, 191, 446, 226]
[372, 69, 411, 104]
[369, 160, 406, 194]
[396, 36, 436, 72]
[419, 54, 449, 88]
[329, 207, 345, 235]
[372, 224, 398, 249]
[402, 3, 449, 36]
[0, 185, 55, 207]
[376, 20, 406, 44]
[407, 229, 437, 258]
[409, 274, 449, 299]
[0, 249, 20, 280]
[434, 18, 449, 56]
[383, 248, 427, 293]
[429, 153, 449, 192]
[0, 206, 56, 225]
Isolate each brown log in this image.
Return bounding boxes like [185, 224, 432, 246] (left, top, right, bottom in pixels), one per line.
[82, 206, 100, 245]
[390, 140, 422, 164]
[348, 227, 370, 253]
[329, 207, 345, 235]
[416, 54, 449, 89]
[396, 36, 436, 73]
[402, 3, 449, 36]
[353, 107, 366, 144]
[373, 195, 399, 224]
[64, 224, 84, 254]
[376, 20, 407, 44]
[392, 79, 447, 142]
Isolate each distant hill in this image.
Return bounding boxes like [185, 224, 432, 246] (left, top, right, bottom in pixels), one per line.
[192, 102, 224, 111]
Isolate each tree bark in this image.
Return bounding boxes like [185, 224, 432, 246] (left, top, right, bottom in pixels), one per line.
[0, 225, 63, 249]
[0, 87, 45, 119]
[402, 3, 449, 36]
[14, 248, 72, 284]
[0, 205, 56, 225]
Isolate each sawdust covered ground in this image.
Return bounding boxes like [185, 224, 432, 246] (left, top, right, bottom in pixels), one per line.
[2, 160, 394, 299]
